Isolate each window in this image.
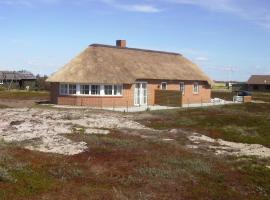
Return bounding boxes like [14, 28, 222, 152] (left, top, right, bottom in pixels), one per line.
[193, 82, 199, 94]
[60, 84, 68, 95]
[179, 82, 185, 94]
[161, 82, 167, 90]
[114, 85, 123, 96]
[266, 85, 270, 90]
[0, 80, 3, 85]
[80, 85, 90, 95]
[69, 84, 77, 95]
[91, 85, 100, 95]
[104, 85, 113, 95]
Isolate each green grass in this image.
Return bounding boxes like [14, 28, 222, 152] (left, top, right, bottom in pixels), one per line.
[0, 90, 49, 100]
[0, 103, 270, 199]
[145, 103, 270, 147]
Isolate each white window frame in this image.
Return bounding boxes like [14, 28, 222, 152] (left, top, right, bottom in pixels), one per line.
[59, 83, 68, 95]
[104, 85, 113, 96]
[193, 82, 199, 94]
[0, 79, 3, 85]
[179, 82, 185, 94]
[68, 84, 77, 95]
[114, 85, 123, 96]
[59, 83, 123, 97]
[161, 82, 167, 90]
[80, 84, 90, 95]
[91, 85, 101, 96]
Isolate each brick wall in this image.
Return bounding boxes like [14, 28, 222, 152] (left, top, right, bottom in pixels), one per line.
[50, 80, 211, 107]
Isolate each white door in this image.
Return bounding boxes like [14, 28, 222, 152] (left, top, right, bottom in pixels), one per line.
[134, 82, 147, 106]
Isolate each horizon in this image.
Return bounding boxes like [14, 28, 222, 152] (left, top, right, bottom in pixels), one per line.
[0, 0, 270, 81]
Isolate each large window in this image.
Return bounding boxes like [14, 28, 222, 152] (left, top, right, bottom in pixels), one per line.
[69, 84, 77, 95]
[179, 82, 185, 94]
[91, 85, 100, 95]
[193, 82, 199, 94]
[60, 84, 68, 95]
[104, 85, 113, 95]
[114, 85, 123, 96]
[80, 85, 90, 95]
[59, 83, 123, 96]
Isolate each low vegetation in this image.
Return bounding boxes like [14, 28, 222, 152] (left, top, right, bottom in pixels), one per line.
[145, 103, 270, 147]
[0, 90, 49, 100]
[0, 95, 269, 199]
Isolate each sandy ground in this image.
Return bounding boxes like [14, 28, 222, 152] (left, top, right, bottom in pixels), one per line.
[0, 108, 149, 155]
[1, 107, 269, 158]
[187, 132, 270, 158]
[0, 99, 38, 108]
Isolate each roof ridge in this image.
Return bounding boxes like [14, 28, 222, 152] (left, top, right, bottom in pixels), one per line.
[90, 44, 182, 56]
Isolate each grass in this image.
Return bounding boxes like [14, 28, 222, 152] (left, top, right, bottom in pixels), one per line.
[0, 103, 270, 199]
[0, 90, 49, 100]
[211, 89, 270, 102]
[145, 103, 270, 147]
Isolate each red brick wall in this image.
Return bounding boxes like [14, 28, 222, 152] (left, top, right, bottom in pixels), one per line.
[50, 80, 211, 107]
[137, 80, 211, 105]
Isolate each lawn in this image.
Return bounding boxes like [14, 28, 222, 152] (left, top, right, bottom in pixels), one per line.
[145, 103, 270, 147]
[0, 90, 49, 100]
[0, 103, 269, 199]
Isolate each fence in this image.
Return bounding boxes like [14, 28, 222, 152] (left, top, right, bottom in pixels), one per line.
[154, 90, 182, 107]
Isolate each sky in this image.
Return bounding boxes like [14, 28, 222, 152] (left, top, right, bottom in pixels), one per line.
[0, 0, 270, 81]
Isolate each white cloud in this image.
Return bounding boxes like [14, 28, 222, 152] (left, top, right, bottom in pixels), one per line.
[100, 0, 162, 13]
[120, 4, 161, 13]
[195, 56, 209, 62]
[163, 0, 270, 31]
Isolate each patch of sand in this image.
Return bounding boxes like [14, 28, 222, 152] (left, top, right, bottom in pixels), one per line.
[188, 133, 270, 158]
[0, 108, 149, 155]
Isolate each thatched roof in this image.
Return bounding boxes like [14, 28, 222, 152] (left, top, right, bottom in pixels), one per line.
[247, 75, 270, 85]
[47, 44, 212, 84]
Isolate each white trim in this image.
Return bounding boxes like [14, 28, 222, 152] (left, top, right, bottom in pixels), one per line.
[160, 82, 167, 90]
[59, 83, 123, 97]
[193, 82, 199, 94]
[0, 79, 3, 85]
[134, 82, 148, 106]
[179, 82, 185, 94]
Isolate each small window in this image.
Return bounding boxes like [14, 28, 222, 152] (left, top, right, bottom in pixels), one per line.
[69, 84, 77, 95]
[91, 85, 100, 95]
[105, 85, 113, 95]
[179, 82, 185, 94]
[193, 82, 199, 94]
[80, 85, 90, 95]
[60, 84, 68, 95]
[114, 85, 123, 96]
[161, 82, 167, 90]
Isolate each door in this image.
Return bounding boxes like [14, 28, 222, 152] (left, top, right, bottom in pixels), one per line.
[134, 82, 147, 106]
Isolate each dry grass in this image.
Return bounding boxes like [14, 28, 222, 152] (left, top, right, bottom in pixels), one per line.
[0, 101, 270, 199]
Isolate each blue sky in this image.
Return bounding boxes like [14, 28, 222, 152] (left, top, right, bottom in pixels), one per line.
[0, 0, 270, 81]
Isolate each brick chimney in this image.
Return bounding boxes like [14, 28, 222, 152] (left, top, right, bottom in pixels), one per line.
[116, 40, 127, 48]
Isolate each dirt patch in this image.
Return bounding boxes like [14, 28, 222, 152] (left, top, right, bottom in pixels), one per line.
[188, 132, 270, 158]
[0, 108, 150, 155]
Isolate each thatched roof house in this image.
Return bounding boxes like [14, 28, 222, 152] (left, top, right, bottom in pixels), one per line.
[47, 40, 212, 107]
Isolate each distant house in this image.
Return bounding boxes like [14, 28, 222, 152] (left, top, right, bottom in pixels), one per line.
[247, 75, 270, 92]
[47, 40, 213, 107]
[0, 71, 36, 89]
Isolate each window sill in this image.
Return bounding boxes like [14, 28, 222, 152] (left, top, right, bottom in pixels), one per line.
[59, 94, 123, 97]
